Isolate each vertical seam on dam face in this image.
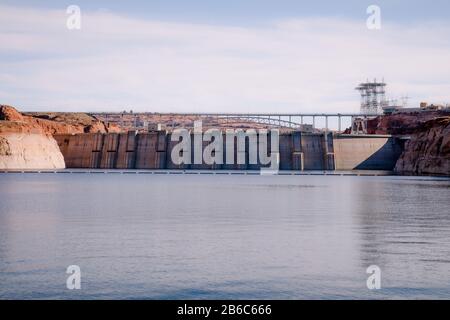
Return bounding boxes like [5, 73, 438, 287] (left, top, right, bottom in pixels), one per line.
[53, 132, 403, 171]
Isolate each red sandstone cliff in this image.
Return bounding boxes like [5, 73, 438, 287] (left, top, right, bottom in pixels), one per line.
[1, 105, 122, 135]
[365, 111, 449, 136]
[394, 117, 450, 176]
[0, 105, 121, 169]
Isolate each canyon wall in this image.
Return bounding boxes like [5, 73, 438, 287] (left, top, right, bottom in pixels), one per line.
[394, 117, 450, 176]
[0, 106, 64, 169]
[0, 105, 120, 170]
[0, 133, 65, 170]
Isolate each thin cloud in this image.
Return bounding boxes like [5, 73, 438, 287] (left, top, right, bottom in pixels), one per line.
[0, 4, 449, 112]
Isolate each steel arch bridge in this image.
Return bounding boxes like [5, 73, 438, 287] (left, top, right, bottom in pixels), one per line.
[213, 115, 303, 129]
[91, 112, 379, 133]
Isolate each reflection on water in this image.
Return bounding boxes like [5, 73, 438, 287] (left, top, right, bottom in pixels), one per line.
[0, 173, 449, 299]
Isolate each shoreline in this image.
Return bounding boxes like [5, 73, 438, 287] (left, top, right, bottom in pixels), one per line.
[1, 168, 450, 179]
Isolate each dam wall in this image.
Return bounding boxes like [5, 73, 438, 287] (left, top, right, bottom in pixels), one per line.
[54, 131, 402, 171]
[333, 135, 404, 170]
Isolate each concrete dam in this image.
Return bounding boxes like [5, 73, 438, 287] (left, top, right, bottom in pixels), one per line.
[54, 131, 404, 171]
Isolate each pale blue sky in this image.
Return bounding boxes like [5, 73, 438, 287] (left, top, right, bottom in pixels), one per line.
[3, 0, 450, 25]
[1, 1, 449, 113]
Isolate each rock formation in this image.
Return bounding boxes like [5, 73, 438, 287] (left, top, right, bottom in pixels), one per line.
[0, 105, 24, 122]
[365, 110, 448, 136]
[394, 117, 450, 176]
[0, 133, 65, 170]
[0, 105, 120, 170]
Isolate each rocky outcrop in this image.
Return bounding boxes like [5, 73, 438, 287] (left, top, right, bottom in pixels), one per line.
[1, 105, 122, 134]
[0, 105, 24, 122]
[0, 133, 65, 170]
[394, 117, 450, 176]
[0, 105, 121, 170]
[366, 111, 448, 135]
[24, 111, 115, 134]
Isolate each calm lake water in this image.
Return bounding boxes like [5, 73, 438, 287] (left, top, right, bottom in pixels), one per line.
[0, 172, 449, 299]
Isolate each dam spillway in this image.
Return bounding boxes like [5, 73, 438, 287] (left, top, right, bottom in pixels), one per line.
[54, 131, 404, 171]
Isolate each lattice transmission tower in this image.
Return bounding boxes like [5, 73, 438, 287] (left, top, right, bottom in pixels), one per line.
[355, 79, 388, 115]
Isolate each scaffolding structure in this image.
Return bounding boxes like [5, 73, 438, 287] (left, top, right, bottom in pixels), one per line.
[355, 79, 387, 115]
